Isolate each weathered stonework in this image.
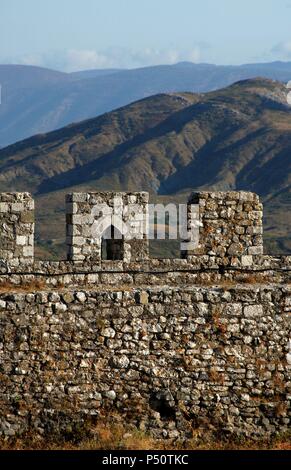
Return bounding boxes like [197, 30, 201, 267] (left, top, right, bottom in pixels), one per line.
[0, 286, 289, 440]
[66, 192, 149, 263]
[0, 193, 34, 269]
[0, 190, 290, 441]
[184, 191, 263, 258]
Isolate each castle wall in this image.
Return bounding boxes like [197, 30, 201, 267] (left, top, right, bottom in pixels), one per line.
[0, 190, 265, 269]
[0, 193, 34, 268]
[0, 286, 289, 439]
[66, 192, 149, 263]
[0, 255, 290, 288]
[0, 190, 290, 441]
[184, 191, 263, 261]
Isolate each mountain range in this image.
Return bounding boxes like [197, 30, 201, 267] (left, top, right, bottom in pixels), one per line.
[2, 61, 291, 147]
[0, 77, 290, 258]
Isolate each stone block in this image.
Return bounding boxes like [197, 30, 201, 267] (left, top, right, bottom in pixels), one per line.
[247, 246, 264, 255]
[16, 235, 27, 246]
[241, 255, 253, 267]
[244, 305, 264, 317]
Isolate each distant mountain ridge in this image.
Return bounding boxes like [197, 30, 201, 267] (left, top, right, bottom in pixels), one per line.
[2, 61, 291, 147]
[0, 78, 290, 257]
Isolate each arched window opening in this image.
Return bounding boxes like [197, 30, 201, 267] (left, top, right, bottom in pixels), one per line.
[101, 225, 124, 260]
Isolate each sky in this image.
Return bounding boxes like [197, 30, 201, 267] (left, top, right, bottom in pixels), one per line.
[1, 0, 291, 71]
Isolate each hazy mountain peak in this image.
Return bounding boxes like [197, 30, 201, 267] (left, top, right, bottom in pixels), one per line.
[2, 61, 291, 148]
[0, 77, 290, 255]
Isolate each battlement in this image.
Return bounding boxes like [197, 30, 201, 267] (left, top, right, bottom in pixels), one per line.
[0, 189, 288, 289]
[0, 193, 34, 268]
[184, 191, 263, 257]
[66, 191, 149, 263]
[0, 190, 265, 268]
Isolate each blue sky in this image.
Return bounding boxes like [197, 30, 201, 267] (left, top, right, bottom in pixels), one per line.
[1, 0, 291, 71]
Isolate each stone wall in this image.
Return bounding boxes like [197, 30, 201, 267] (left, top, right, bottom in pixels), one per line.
[184, 191, 263, 260]
[66, 192, 149, 263]
[0, 190, 290, 441]
[0, 255, 290, 288]
[0, 286, 289, 439]
[0, 190, 265, 269]
[0, 193, 34, 269]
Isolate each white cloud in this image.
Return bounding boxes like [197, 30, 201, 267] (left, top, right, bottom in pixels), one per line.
[19, 54, 45, 67]
[65, 49, 114, 71]
[271, 41, 291, 60]
[127, 46, 202, 68]
[13, 46, 205, 72]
